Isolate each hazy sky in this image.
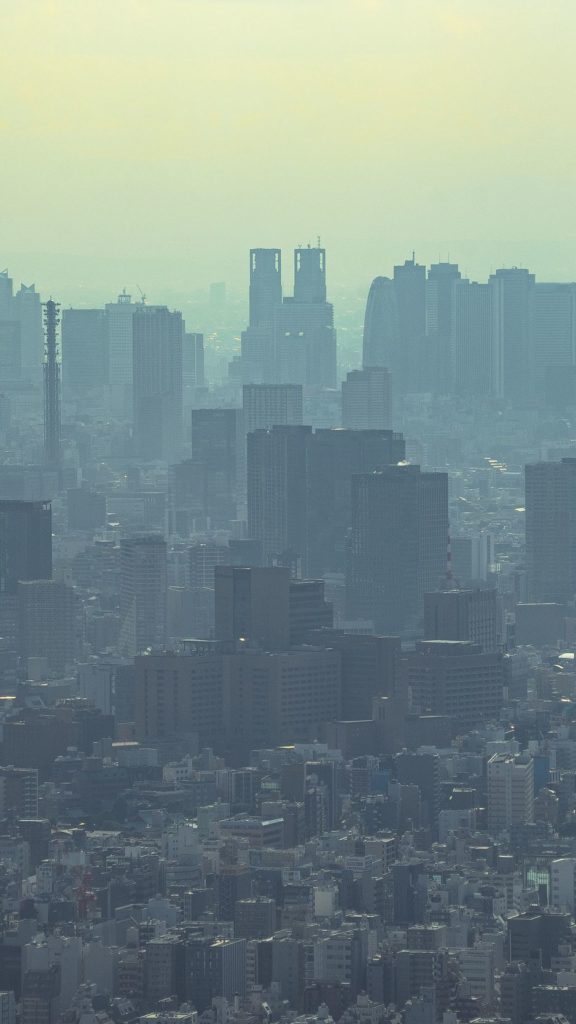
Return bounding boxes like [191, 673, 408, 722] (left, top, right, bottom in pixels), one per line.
[2, 0, 576, 301]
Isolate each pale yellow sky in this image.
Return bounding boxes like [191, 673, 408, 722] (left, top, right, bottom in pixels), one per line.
[2, 0, 576, 299]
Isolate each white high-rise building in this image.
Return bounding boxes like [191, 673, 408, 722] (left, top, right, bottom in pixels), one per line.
[550, 858, 576, 915]
[487, 753, 534, 834]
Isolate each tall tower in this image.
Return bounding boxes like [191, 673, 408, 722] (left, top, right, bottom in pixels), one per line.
[43, 300, 61, 469]
[362, 277, 399, 371]
[249, 249, 282, 327]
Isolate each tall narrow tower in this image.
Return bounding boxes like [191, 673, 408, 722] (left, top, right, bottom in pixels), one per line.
[43, 299, 61, 468]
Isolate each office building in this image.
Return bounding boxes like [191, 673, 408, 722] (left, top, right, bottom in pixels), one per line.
[0, 766, 39, 818]
[550, 858, 576, 915]
[273, 247, 337, 388]
[105, 290, 137, 388]
[451, 280, 500, 397]
[183, 332, 205, 388]
[242, 383, 303, 434]
[403, 640, 505, 723]
[346, 465, 448, 635]
[425, 261, 461, 393]
[133, 305, 183, 460]
[241, 248, 282, 382]
[0, 320, 21, 380]
[61, 308, 108, 392]
[234, 897, 276, 939]
[525, 458, 576, 603]
[0, 991, 15, 1024]
[247, 425, 311, 571]
[21, 966, 61, 1024]
[396, 751, 441, 833]
[18, 580, 80, 674]
[0, 270, 13, 318]
[487, 753, 534, 834]
[489, 267, 534, 402]
[341, 367, 392, 430]
[530, 283, 576, 399]
[185, 937, 246, 1011]
[424, 588, 499, 651]
[393, 257, 427, 392]
[119, 536, 167, 658]
[0, 501, 52, 595]
[191, 408, 242, 525]
[362, 277, 399, 372]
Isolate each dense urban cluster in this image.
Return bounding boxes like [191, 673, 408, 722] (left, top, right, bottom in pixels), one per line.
[0, 248, 576, 1024]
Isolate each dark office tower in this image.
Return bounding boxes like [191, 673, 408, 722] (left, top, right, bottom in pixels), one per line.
[341, 367, 392, 429]
[118, 535, 167, 657]
[396, 751, 441, 833]
[0, 501, 52, 595]
[489, 268, 534, 402]
[424, 588, 498, 652]
[450, 279, 500, 397]
[273, 247, 337, 388]
[61, 308, 108, 392]
[308, 428, 406, 576]
[106, 290, 137, 394]
[425, 262, 461, 393]
[247, 426, 311, 571]
[215, 565, 291, 649]
[133, 305, 183, 460]
[18, 580, 80, 674]
[13, 284, 43, 379]
[362, 277, 399, 371]
[393, 258, 426, 391]
[0, 321, 21, 380]
[525, 458, 576, 603]
[43, 300, 61, 469]
[191, 408, 242, 525]
[242, 384, 303, 434]
[293, 245, 327, 303]
[529, 283, 576, 400]
[183, 332, 205, 388]
[346, 465, 448, 635]
[249, 249, 282, 327]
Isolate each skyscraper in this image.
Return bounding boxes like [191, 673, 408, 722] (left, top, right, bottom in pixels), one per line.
[18, 580, 80, 674]
[132, 305, 183, 460]
[191, 408, 242, 525]
[451, 279, 501, 397]
[426, 262, 461, 393]
[393, 258, 426, 392]
[489, 268, 534, 402]
[242, 384, 303, 435]
[487, 752, 534, 834]
[273, 247, 337, 388]
[241, 248, 282, 383]
[0, 501, 52, 596]
[341, 367, 392, 430]
[105, 291, 138, 413]
[346, 464, 448, 634]
[525, 458, 576, 603]
[61, 308, 108, 392]
[529, 282, 576, 400]
[183, 332, 205, 389]
[119, 535, 167, 657]
[361, 277, 399, 371]
[13, 284, 43, 381]
[247, 425, 311, 572]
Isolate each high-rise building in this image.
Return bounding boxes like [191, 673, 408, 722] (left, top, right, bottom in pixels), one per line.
[487, 752, 534, 834]
[241, 249, 282, 383]
[341, 367, 392, 430]
[529, 283, 576, 399]
[183, 332, 205, 389]
[43, 300, 61, 469]
[346, 465, 448, 635]
[525, 458, 576, 603]
[362, 277, 399, 372]
[425, 262, 461, 393]
[394, 258, 427, 392]
[18, 580, 80, 674]
[0, 270, 13, 319]
[403, 640, 506, 724]
[0, 501, 52, 596]
[0, 320, 21, 380]
[451, 279, 501, 397]
[489, 268, 534, 402]
[242, 383, 303, 434]
[105, 291, 138, 415]
[424, 588, 499, 651]
[273, 247, 337, 388]
[13, 284, 44, 381]
[191, 408, 242, 526]
[307, 428, 406, 576]
[133, 305, 183, 460]
[119, 536, 167, 658]
[61, 308, 108, 392]
[0, 766, 39, 818]
[247, 425, 311, 571]
[550, 858, 576, 915]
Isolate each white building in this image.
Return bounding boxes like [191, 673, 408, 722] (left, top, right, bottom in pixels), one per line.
[487, 753, 533, 833]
